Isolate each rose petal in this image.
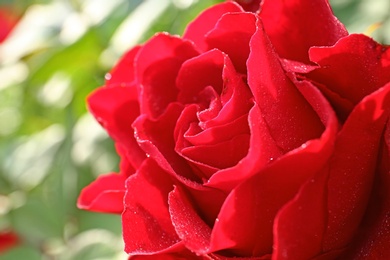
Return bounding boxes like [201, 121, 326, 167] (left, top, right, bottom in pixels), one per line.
[87, 85, 145, 170]
[116, 143, 135, 176]
[206, 103, 282, 191]
[206, 12, 256, 73]
[204, 64, 252, 129]
[308, 34, 390, 118]
[185, 113, 250, 146]
[177, 49, 226, 105]
[183, 2, 243, 52]
[181, 133, 249, 170]
[247, 18, 324, 153]
[129, 246, 201, 260]
[340, 120, 390, 259]
[176, 48, 252, 121]
[323, 82, 390, 252]
[273, 164, 328, 260]
[175, 105, 250, 180]
[260, 0, 348, 63]
[135, 33, 199, 118]
[209, 81, 338, 256]
[271, 80, 340, 259]
[106, 46, 141, 86]
[208, 253, 271, 260]
[133, 102, 199, 182]
[168, 186, 212, 255]
[77, 172, 127, 214]
[123, 159, 180, 255]
[161, 181, 226, 256]
[232, 0, 262, 12]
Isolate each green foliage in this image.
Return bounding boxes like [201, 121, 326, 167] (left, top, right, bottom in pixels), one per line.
[0, 0, 388, 258]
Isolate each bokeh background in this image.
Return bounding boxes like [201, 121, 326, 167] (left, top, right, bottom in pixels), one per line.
[0, 0, 389, 259]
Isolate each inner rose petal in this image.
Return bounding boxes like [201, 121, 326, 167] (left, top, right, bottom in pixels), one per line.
[175, 105, 250, 180]
[135, 33, 199, 119]
[174, 49, 252, 180]
[182, 134, 250, 170]
[186, 114, 250, 146]
[177, 49, 225, 105]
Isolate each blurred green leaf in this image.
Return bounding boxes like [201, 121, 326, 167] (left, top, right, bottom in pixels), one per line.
[0, 245, 41, 260]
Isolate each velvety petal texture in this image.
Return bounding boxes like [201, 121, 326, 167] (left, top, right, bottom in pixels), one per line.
[323, 83, 390, 252]
[260, 0, 348, 63]
[205, 12, 256, 73]
[122, 159, 180, 254]
[209, 81, 338, 257]
[135, 33, 199, 119]
[232, 0, 261, 12]
[87, 85, 145, 170]
[78, 0, 390, 259]
[183, 2, 243, 52]
[308, 34, 390, 119]
[341, 119, 390, 259]
[105, 46, 141, 86]
[77, 172, 127, 213]
[247, 19, 324, 153]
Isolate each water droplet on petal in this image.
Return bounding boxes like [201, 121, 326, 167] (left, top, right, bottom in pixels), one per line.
[105, 73, 112, 81]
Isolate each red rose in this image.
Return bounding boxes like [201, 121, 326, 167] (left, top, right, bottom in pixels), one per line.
[0, 7, 18, 43]
[0, 230, 19, 254]
[78, 0, 390, 259]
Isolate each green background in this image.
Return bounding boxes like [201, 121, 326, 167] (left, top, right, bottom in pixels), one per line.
[0, 0, 389, 259]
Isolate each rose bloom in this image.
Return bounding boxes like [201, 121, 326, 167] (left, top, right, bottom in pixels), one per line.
[78, 0, 390, 259]
[0, 7, 18, 43]
[0, 231, 19, 254]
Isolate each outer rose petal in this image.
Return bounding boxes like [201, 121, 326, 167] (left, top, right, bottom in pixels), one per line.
[87, 85, 145, 170]
[183, 2, 243, 52]
[77, 173, 127, 214]
[323, 83, 390, 252]
[247, 18, 324, 153]
[269, 80, 338, 259]
[167, 185, 230, 258]
[122, 159, 180, 255]
[130, 246, 202, 260]
[308, 34, 390, 119]
[105, 46, 141, 86]
[273, 169, 328, 260]
[260, 0, 347, 63]
[168, 186, 212, 255]
[341, 121, 390, 259]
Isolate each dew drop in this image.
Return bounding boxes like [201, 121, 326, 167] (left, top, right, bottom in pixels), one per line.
[105, 73, 112, 81]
